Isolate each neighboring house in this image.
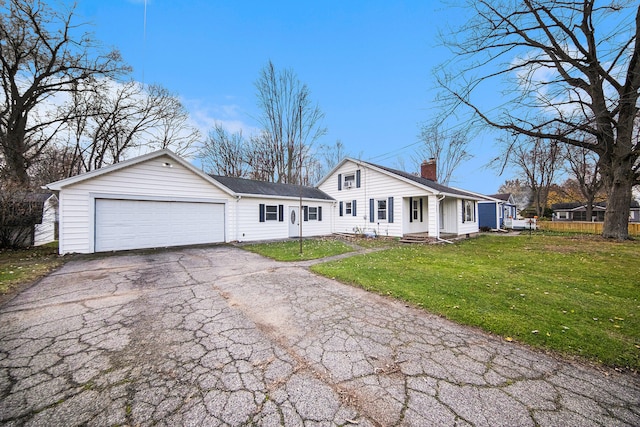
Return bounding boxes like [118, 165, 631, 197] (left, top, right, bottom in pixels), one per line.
[0, 192, 58, 247]
[45, 150, 333, 254]
[34, 193, 59, 246]
[477, 193, 518, 229]
[552, 201, 640, 222]
[316, 158, 480, 239]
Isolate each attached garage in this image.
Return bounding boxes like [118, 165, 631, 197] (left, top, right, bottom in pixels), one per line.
[46, 150, 234, 254]
[46, 149, 335, 255]
[94, 198, 225, 252]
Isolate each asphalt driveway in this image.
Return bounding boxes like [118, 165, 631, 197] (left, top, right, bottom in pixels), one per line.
[0, 246, 638, 426]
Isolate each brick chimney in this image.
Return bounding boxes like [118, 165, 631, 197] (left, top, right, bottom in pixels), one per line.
[421, 158, 437, 181]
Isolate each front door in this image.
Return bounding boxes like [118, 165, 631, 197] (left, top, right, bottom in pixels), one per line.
[289, 206, 300, 237]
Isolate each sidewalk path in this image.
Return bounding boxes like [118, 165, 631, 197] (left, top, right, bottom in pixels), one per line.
[1, 246, 638, 426]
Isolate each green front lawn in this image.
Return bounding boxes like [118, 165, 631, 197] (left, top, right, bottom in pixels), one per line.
[311, 234, 640, 370]
[0, 242, 63, 297]
[242, 238, 355, 261]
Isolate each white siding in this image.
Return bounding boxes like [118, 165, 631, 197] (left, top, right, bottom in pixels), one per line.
[441, 198, 458, 234]
[320, 160, 479, 237]
[234, 197, 333, 242]
[34, 196, 58, 246]
[319, 161, 435, 237]
[59, 155, 231, 254]
[403, 196, 429, 234]
[458, 199, 479, 235]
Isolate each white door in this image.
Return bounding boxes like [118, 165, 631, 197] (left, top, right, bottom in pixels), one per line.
[288, 206, 300, 237]
[95, 199, 224, 252]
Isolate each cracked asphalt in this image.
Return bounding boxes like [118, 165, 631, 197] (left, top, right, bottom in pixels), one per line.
[1, 245, 638, 426]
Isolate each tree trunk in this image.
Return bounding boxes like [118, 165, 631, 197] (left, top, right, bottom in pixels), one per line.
[585, 196, 594, 223]
[601, 155, 633, 240]
[2, 132, 31, 186]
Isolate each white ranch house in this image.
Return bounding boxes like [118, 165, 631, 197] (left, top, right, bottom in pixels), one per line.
[46, 150, 480, 254]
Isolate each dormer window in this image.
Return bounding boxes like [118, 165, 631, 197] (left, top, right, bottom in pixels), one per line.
[344, 174, 355, 189]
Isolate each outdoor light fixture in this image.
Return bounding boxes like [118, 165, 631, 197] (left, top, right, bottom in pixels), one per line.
[162, 162, 172, 168]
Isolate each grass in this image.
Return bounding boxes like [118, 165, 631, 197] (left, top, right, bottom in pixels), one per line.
[311, 233, 640, 370]
[0, 242, 63, 297]
[242, 238, 355, 261]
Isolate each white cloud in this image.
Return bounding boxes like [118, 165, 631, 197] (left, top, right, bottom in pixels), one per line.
[182, 98, 260, 137]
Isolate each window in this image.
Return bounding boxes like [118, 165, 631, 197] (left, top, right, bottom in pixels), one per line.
[265, 205, 278, 221]
[303, 206, 322, 221]
[463, 200, 475, 222]
[259, 204, 283, 222]
[370, 197, 393, 223]
[308, 206, 318, 220]
[377, 199, 387, 220]
[412, 199, 419, 220]
[345, 202, 352, 215]
[344, 174, 355, 189]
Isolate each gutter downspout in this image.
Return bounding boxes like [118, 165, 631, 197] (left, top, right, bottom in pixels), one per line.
[436, 194, 454, 244]
[236, 195, 242, 242]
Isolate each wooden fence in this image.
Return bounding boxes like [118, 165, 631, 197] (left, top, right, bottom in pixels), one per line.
[538, 221, 640, 236]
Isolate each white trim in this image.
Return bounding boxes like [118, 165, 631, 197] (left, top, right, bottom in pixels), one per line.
[46, 149, 236, 196]
[232, 192, 331, 202]
[89, 192, 228, 204]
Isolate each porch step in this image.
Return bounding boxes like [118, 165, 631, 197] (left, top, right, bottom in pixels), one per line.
[399, 235, 435, 244]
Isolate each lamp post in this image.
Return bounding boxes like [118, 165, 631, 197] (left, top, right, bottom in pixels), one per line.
[299, 103, 303, 255]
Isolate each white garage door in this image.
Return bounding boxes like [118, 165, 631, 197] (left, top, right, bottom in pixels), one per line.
[95, 199, 225, 252]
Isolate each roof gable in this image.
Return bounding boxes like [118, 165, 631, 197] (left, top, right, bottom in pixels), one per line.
[45, 150, 234, 195]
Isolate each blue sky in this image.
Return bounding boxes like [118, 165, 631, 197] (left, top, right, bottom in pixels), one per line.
[74, 0, 512, 194]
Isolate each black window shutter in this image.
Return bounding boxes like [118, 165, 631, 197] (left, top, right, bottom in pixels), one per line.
[462, 200, 466, 223]
[420, 198, 423, 222]
[338, 174, 342, 191]
[352, 200, 357, 216]
[409, 197, 413, 223]
[278, 205, 284, 222]
[339, 201, 343, 216]
[303, 206, 308, 221]
[388, 197, 394, 223]
[356, 170, 361, 188]
[318, 206, 322, 221]
[259, 204, 265, 222]
[369, 198, 374, 223]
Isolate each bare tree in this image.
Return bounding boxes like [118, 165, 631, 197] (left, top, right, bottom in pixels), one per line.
[254, 61, 326, 184]
[29, 144, 76, 186]
[246, 131, 277, 182]
[0, 0, 128, 185]
[564, 145, 603, 221]
[199, 124, 248, 177]
[437, 1, 640, 239]
[315, 139, 348, 179]
[414, 121, 472, 185]
[512, 137, 561, 217]
[64, 81, 199, 173]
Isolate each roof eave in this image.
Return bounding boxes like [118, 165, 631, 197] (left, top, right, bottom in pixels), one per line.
[45, 149, 236, 197]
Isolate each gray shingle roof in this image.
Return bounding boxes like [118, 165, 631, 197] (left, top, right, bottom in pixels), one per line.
[210, 175, 334, 200]
[361, 161, 478, 198]
[488, 193, 512, 202]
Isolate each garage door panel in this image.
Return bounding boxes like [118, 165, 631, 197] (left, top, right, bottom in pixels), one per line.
[95, 199, 224, 252]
